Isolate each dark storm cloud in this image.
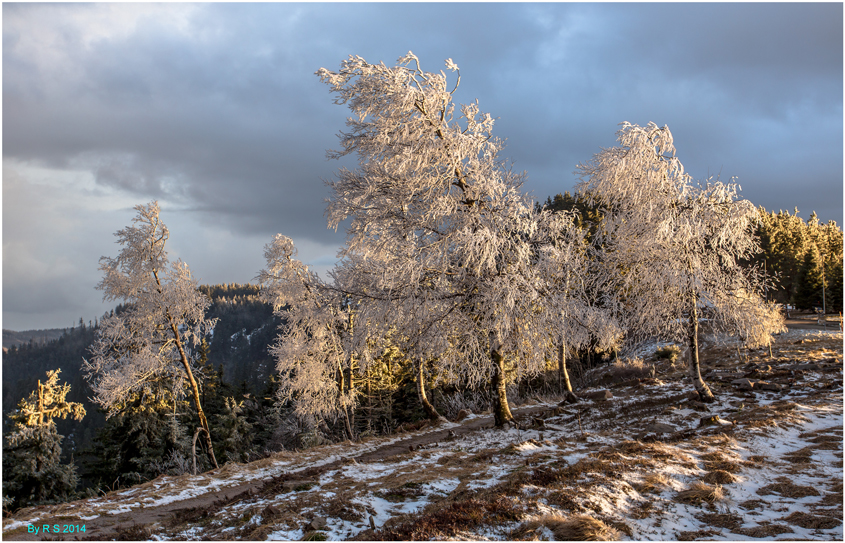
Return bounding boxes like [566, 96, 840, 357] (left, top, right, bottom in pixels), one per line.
[3, 3, 842, 330]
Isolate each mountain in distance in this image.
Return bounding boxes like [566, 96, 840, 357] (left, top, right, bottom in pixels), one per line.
[3, 328, 70, 350]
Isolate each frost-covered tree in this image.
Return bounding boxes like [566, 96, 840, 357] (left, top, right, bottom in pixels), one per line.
[257, 235, 359, 440]
[578, 122, 785, 401]
[3, 370, 85, 509]
[316, 52, 604, 426]
[83, 202, 219, 469]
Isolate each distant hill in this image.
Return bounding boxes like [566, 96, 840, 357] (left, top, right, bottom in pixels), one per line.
[2, 283, 278, 455]
[3, 328, 69, 350]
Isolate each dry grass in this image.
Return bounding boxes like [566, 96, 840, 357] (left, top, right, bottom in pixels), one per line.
[675, 481, 725, 505]
[739, 498, 768, 510]
[702, 459, 745, 473]
[373, 496, 524, 540]
[757, 480, 820, 498]
[733, 401, 809, 429]
[514, 513, 621, 541]
[701, 470, 739, 485]
[605, 357, 654, 383]
[676, 528, 720, 540]
[545, 490, 587, 512]
[781, 511, 841, 530]
[615, 441, 696, 468]
[633, 473, 672, 494]
[734, 524, 794, 538]
[819, 492, 845, 506]
[808, 434, 842, 444]
[783, 446, 815, 464]
[695, 512, 742, 530]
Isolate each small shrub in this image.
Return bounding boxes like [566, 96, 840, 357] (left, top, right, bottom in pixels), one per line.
[606, 357, 654, 383]
[655, 345, 681, 362]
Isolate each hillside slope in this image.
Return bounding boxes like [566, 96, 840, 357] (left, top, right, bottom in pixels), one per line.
[3, 329, 842, 541]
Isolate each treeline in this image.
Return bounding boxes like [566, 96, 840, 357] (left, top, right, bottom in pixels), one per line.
[541, 192, 844, 313]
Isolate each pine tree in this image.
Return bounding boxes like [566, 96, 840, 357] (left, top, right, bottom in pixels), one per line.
[3, 370, 85, 510]
[794, 244, 825, 310]
[82, 383, 193, 489]
[213, 397, 254, 463]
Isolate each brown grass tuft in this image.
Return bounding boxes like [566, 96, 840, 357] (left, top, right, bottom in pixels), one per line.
[702, 460, 745, 473]
[734, 524, 793, 538]
[634, 473, 672, 494]
[695, 512, 742, 530]
[515, 513, 621, 541]
[701, 470, 738, 485]
[782, 511, 841, 530]
[374, 496, 523, 540]
[675, 481, 725, 504]
[758, 481, 820, 498]
[677, 528, 720, 540]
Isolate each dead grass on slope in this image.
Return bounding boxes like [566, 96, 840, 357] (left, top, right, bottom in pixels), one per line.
[701, 469, 739, 485]
[370, 495, 524, 541]
[757, 479, 821, 499]
[695, 512, 742, 530]
[734, 400, 810, 430]
[782, 511, 842, 530]
[614, 440, 696, 468]
[733, 523, 794, 538]
[633, 473, 673, 494]
[675, 481, 725, 505]
[513, 513, 621, 541]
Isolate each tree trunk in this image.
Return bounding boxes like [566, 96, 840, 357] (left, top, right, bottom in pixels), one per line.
[416, 359, 443, 421]
[558, 340, 579, 403]
[337, 363, 355, 441]
[170, 321, 218, 470]
[558, 341, 573, 393]
[491, 344, 515, 427]
[687, 300, 715, 403]
[344, 364, 355, 440]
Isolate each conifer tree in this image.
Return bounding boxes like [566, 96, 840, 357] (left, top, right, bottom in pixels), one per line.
[795, 244, 825, 310]
[3, 370, 85, 509]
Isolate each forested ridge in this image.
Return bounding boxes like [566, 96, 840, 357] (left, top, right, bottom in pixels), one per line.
[2, 284, 282, 503]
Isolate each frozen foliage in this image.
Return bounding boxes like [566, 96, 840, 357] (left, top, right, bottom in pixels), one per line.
[314, 52, 615, 424]
[83, 202, 219, 468]
[578, 122, 785, 399]
[257, 235, 357, 436]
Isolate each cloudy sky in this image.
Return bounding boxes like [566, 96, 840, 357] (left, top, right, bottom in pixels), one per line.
[3, 2, 843, 331]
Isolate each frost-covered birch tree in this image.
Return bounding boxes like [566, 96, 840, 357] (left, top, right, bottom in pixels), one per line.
[83, 202, 219, 469]
[316, 52, 601, 426]
[578, 122, 784, 402]
[257, 235, 359, 440]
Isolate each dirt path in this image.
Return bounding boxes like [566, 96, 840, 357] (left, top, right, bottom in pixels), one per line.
[2, 404, 553, 541]
[785, 317, 842, 331]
